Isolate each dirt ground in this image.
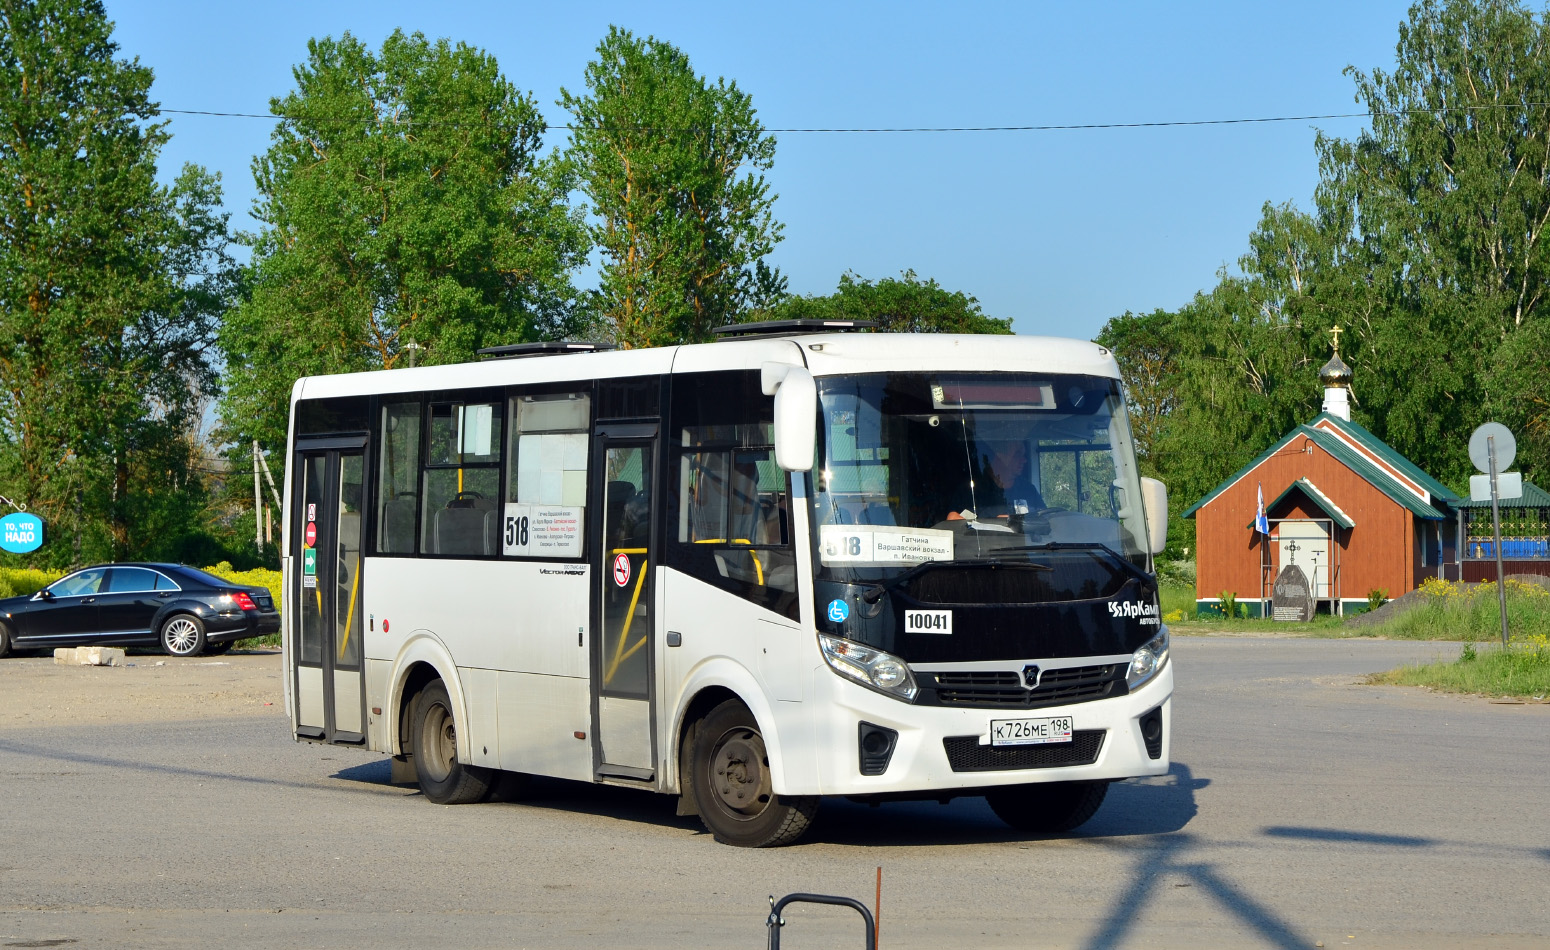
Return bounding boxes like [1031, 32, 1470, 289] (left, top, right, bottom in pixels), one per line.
[0, 650, 286, 727]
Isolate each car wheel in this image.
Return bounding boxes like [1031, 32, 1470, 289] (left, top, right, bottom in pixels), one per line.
[203, 640, 234, 656]
[0, 621, 12, 659]
[690, 699, 817, 847]
[985, 780, 1109, 834]
[160, 614, 206, 657]
[410, 680, 494, 805]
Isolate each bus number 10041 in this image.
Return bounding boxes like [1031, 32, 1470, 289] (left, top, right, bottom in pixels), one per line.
[904, 610, 952, 634]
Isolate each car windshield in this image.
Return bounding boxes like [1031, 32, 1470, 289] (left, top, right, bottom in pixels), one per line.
[810, 372, 1150, 601]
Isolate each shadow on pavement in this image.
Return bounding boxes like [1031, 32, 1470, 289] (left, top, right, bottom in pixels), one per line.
[1263, 825, 1434, 848]
[1081, 832, 1310, 950]
[349, 759, 1212, 850]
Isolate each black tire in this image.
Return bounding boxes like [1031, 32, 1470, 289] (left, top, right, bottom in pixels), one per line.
[986, 780, 1109, 834]
[0, 621, 12, 659]
[410, 680, 494, 805]
[160, 614, 206, 657]
[690, 699, 817, 847]
[203, 640, 235, 656]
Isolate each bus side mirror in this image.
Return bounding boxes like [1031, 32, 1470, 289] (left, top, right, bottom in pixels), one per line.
[1140, 477, 1168, 555]
[764, 362, 816, 472]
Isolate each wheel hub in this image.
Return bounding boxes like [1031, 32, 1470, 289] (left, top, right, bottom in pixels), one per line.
[711, 730, 771, 817]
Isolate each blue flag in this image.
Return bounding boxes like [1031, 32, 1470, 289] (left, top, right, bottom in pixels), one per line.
[1256, 483, 1270, 535]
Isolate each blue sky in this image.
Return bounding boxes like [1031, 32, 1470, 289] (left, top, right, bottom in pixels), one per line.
[106, 1, 1414, 341]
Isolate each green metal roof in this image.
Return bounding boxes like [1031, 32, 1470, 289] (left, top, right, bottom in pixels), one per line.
[1454, 480, 1550, 509]
[1246, 477, 1356, 529]
[1309, 413, 1460, 503]
[1183, 420, 1450, 522]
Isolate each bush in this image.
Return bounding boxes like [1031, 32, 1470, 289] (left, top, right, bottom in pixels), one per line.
[0, 567, 64, 597]
[1373, 578, 1550, 641]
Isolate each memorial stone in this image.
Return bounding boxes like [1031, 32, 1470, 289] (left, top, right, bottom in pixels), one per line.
[1272, 564, 1314, 622]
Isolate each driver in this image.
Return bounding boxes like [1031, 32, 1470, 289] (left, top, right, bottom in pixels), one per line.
[946, 439, 1045, 521]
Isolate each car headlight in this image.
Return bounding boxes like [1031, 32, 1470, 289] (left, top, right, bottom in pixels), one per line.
[1127, 626, 1170, 689]
[818, 634, 918, 702]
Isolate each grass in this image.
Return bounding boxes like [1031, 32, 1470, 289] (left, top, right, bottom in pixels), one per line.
[1356, 577, 1550, 642]
[1367, 638, 1550, 699]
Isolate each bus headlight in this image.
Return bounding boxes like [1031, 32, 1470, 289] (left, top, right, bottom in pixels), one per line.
[819, 634, 918, 702]
[1127, 626, 1170, 690]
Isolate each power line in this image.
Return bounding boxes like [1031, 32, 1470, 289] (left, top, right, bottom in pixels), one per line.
[153, 103, 1548, 133]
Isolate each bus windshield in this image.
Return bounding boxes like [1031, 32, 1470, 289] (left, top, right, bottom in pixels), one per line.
[811, 372, 1151, 600]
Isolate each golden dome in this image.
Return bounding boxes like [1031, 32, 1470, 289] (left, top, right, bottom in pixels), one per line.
[1319, 352, 1353, 388]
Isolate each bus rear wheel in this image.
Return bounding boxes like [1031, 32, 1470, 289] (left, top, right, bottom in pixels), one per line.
[986, 780, 1108, 834]
[410, 680, 494, 805]
[690, 699, 817, 847]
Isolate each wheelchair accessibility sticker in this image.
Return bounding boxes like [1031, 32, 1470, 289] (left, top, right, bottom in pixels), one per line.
[827, 598, 849, 623]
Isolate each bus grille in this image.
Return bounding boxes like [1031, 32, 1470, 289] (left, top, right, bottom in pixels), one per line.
[922, 664, 1123, 709]
[942, 730, 1106, 772]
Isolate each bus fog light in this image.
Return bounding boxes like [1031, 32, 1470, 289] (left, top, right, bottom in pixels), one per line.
[819, 635, 918, 702]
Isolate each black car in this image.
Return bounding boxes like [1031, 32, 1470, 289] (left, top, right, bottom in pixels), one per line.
[0, 563, 279, 659]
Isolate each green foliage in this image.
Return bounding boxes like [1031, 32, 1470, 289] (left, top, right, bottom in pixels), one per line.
[1218, 590, 1241, 619]
[1366, 588, 1388, 613]
[0, 0, 236, 566]
[762, 270, 1013, 334]
[221, 29, 588, 453]
[561, 26, 785, 347]
[1100, 0, 1550, 512]
[0, 566, 63, 597]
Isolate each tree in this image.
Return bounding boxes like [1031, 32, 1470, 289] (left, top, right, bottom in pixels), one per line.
[220, 30, 588, 452]
[764, 270, 1014, 334]
[0, 0, 234, 564]
[1102, 0, 1550, 524]
[561, 26, 785, 348]
[1312, 0, 1550, 485]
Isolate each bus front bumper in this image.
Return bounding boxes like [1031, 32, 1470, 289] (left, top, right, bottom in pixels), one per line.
[796, 661, 1172, 797]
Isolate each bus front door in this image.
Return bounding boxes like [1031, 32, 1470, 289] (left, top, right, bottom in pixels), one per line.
[292, 442, 367, 745]
[594, 437, 656, 780]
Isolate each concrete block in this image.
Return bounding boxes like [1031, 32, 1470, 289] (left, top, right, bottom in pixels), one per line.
[79, 647, 124, 666]
[53, 646, 125, 666]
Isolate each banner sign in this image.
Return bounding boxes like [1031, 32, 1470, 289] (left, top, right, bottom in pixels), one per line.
[0, 512, 43, 554]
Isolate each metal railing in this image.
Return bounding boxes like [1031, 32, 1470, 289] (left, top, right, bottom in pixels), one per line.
[766, 893, 876, 950]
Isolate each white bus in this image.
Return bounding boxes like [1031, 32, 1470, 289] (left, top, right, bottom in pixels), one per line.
[282, 321, 1173, 847]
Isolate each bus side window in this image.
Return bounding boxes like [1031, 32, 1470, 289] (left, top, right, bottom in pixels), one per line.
[667, 371, 798, 620]
[504, 391, 590, 558]
[377, 401, 421, 554]
[421, 401, 503, 556]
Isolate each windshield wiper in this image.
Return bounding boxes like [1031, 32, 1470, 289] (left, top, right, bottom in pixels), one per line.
[997, 541, 1155, 589]
[858, 557, 1052, 605]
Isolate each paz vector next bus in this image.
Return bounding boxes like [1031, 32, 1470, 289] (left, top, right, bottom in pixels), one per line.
[281, 321, 1173, 847]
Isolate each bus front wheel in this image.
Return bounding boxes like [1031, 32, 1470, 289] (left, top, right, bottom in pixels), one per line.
[689, 699, 817, 847]
[986, 780, 1108, 833]
[410, 680, 494, 805]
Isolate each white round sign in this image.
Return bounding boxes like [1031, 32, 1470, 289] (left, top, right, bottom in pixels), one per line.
[1469, 422, 1516, 474]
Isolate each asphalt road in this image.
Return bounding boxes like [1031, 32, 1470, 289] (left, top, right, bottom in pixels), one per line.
[1, 637, 1546, 949]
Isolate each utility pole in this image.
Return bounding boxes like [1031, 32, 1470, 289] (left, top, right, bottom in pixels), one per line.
[252, 441, 264, 555]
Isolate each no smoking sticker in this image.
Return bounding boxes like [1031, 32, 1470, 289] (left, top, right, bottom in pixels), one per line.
[612, 552, 632, 587]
